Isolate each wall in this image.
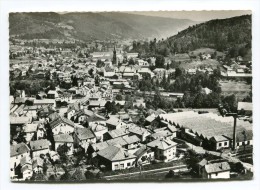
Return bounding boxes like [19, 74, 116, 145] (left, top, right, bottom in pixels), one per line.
[111, 158, 136, 171]
[52, 123, 74, 135]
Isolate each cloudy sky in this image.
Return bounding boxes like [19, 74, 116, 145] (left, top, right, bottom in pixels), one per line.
[128, 10, 251, 22]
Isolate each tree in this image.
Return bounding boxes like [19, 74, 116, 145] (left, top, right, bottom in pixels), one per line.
[96, 59, 105, 68]
[57, 144, 70, 165]
[128, 58, 135, 65]
[115, 94, 123, 101]
[165, 170, 176, 179]
[88, 68, 94, 76]
[155, 55, 165, 68]
[175, 67, 183, 78]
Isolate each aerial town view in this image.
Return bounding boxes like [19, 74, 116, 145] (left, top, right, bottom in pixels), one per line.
[9, 11, 253, 182]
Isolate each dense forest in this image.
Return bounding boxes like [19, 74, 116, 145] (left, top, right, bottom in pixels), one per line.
[131, 15, 252, 60]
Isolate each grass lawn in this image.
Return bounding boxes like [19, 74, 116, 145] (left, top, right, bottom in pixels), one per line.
[179, 59, 220, 70]
[219, 80, 251, 100]
[189, 48, 225, 57]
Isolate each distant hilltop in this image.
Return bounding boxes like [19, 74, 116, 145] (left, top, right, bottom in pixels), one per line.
[9, 12, 196, 41]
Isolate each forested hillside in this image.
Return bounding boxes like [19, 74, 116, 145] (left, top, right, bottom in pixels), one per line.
[159, 14, 251, 58]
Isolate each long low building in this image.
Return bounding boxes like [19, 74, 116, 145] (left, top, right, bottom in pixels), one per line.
[158, 111, 252, 151]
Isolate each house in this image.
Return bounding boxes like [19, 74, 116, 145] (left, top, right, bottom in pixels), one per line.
[47, 90, 59, 99]
[10, 143, 31, 179]
[34, 99, 56, 108]
[124, 124, 151, 142]
[201, 87, 212, 95]
[209, 136, 230, 151]
[134, 145, 155, 166]
[23, 123, 38, 142]
[74, 127, 96, 150]
[147, 138, 177, 162]
[29, 139, 50, 158]
[97, 145, 136, 171]
[54, 134, 74, 155]
[86, 114, 106, 128]
[122, 135, 141, 149]
[49, 150, 60, 162]
[36, 122, 46, 140]
[103, 128, 129, 141]
[106, 116, 126, 131]
[202, 162, 231, 179]
[149, 128, 175, 141]
[89, 123, 108, 142]
[49, 116, 76, 135]
[32, 157, 44, 174]
[19, 156, 33, 180]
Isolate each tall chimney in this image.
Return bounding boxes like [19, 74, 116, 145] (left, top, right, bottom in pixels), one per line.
[232, 115, 237, 150]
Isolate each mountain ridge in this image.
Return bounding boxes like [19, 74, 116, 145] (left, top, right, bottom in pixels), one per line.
[9, 12, 196, 41]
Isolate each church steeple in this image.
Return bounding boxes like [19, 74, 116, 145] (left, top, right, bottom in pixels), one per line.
[112, 46, 117, 66]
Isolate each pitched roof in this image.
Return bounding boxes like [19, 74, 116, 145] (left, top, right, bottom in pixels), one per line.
[97, 145, 136, 161]
[10, 116, 32, 125]
[10, 142, 30, 157]
[134, 145, 152, 158]
[92, 141, 109, 151]
[87, 114, 106, 123]
[147, 138, 177, 150]
[122, 135, 140, 144]
[204, 162, 230, 174]
[107, 128, 129, 139]
[75, 127, 95, 140]
[24, 124, 38, 133]
[106, 116, 123, 127]
[30, 139, 50, 151]
[54, 134, 74, 143]
[150, 130, 173, 139]
[49, 116, 75, 129]
[211, 135, 228, 142]
[34, 99, 55, 105]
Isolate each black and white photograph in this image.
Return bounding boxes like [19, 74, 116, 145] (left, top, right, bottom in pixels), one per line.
[7, 10, 254, 182]
[1, 0, 260, 188]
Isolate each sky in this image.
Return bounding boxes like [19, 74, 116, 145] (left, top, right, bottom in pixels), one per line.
[127, 10, 251, 22]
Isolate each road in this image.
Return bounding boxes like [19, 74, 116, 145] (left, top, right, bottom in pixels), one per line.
[186, 142, 253, 172]
[103, 164, 188, 180]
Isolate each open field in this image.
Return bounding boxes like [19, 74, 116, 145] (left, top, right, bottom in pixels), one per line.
[220, 80, 251, 100]
[179, 59, 221, 69]
[189, 48, 225, 57]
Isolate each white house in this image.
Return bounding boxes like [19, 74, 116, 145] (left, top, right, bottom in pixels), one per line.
[97, 145, 136, 171]
[29, 139, 50, 158]
[53, 133, 74, 155]
[202, 162, 231, 179]
[147, 138, 177, 162]
[49, 116, 76, 135]
[74, 127, 97, 151]
[10, 143, 30, 179]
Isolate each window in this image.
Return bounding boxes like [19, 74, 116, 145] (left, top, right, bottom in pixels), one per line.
[219, 143, 222, 147]
[120, 164, 124, 169]
[127, 162, 131, 166]
[21, 155, 23, 157]
[247, 141, 250, 145]
[114, 164, 119, 169]
[215, 173, 218, 176]
[224, 142, 228, 146]
[237, 142, 239, 146]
